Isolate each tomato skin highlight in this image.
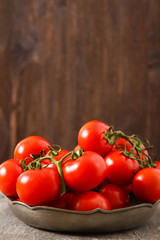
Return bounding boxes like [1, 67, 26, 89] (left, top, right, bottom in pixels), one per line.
[0, 159, 23, 198]
[16, 168, 61, 206]
[78, 120, 113, 157]
[63, 151, 107, 192]
[105, 150, 140, 185]
[100, 184, 130, 209]
[70, 191, 111, 211]
[132, 168, 160, 203]
[14, 136, 52, 160]
[74, 145, 83, 155]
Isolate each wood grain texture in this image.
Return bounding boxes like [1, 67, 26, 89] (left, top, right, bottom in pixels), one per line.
[0, 0, 160, 163]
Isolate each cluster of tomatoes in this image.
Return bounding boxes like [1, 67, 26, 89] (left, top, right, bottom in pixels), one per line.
[0, 120, 160, 211]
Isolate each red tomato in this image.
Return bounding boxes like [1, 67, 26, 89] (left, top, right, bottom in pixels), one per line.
[54, 150, 70, 162]
[0, 159, 23, 198]
[16, 198, 21, 202]
[132, 168, 160, 203]
[41, 150, 71, 172]
[63, 151, 106, 192]
[41, 149, 70, 166]
[16, 167, 61, 206]
[155, 161, 160, 170]
[113, 138, 148, 162]
[20, 157, 34, 166]
[113, 138, 135, 152]
[100, 184, 130, 209]
[105, 150, 140, 185]
[49, 193, 74, 209]
[122, 184, 132, 194]
[14, 136, 52, 160]
[78, 120, 113, 157]
[70, 191, 111, 211]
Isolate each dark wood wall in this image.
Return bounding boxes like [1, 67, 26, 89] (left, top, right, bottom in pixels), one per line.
[0, 0, 160, 163]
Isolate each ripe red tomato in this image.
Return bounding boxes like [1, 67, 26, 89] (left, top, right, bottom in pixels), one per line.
[41, 149, 70, 166]
[132, 168, 160, 203]
[100, 184, 130, 209]
[78, 120, 113, 157]
[54, 150, 70, 161]
[105, 150, 140, 185]
[49, 193, 74, 209]
[70, 191, 111, 211]
[16, 167, 61, 206]
[113, 138, 148, 162]
[63, 151, 107, 192]
[0, 159, 23, 198]
[14, 136, 52, 160]
[122, 184, 132, 194]
[155, 161, 160, 170]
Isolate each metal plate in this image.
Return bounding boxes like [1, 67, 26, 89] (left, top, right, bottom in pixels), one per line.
[6, 197, 160, 233]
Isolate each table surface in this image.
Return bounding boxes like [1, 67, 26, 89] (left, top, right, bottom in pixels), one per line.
[0, 193, 160, 240]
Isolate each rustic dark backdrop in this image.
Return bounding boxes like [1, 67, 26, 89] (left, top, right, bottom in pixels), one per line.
[0, 0, 160, 163]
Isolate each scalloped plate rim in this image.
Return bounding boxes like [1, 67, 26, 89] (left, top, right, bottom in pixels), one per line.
[7, 196, 160, 215]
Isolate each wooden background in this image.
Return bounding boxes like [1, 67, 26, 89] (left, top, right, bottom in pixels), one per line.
[0, 0, 160, 163]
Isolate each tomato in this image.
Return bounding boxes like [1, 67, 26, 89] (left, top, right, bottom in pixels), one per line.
[132, 168, 160, 203]
[155, 161, 160, 170]
[78, 120, 113, 157]
[113, 138, 148, 162]
[122, 184, 132, 194]
[54, 150, 70, 162]
[70, 191, 111, 211]
[100, 184, 130, 209]
[41, 149, 70, 166]
[14, 136, 52, 160]
[63, 151, 106, 192]
[113, 138, 136, 152]
[49, 193, 74, 209]
[16, 167, 61, 206]
[0, 159, 23, 198]
[105, 150, 140, 185]
[16, 198, 21, 202]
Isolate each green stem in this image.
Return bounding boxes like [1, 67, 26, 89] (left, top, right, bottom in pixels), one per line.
[30, 154, 67, 194]
[40, 151, 73, 194]
[20, 148, 83, 195]
[105, 126, 155, 169]
[59, 152, 72, 163]
[56, 161, 66, 195]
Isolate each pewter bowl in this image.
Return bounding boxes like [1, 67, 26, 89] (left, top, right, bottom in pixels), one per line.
[6, 197, 160, 233]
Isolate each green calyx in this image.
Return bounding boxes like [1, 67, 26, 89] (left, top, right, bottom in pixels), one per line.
[19, 145, 62, 171]
[19, 145, 84, 195]
[104, 126, 156, 169]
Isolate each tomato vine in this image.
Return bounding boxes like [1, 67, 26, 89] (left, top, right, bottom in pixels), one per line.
[104, 126, 156, 168]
